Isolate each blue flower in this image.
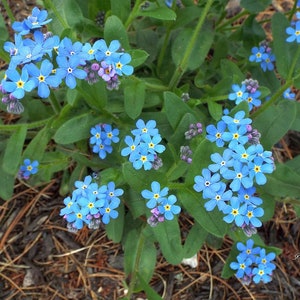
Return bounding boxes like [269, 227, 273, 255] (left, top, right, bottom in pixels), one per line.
[228, 84, 248, 105]
[254, 144, 274, 164]
[222, 111, 252, 126]
[252, 264, 273, 284]
[100, 198, 120, 224]
[90, 124, 102, 145]
[95, 39, 121, 64]
[19, 158, 39, 178]
[248, 157, 274, 185]
[208, 148, 234, 174]
[3, 68, 35, 99]
[260, 52, 275, 72]
[25, 59, 61, 98]
[12, 6, 52, 35]
[165, 0, 174, 7]
[255, 249, 276, 271]
[230, 253, 253, 278]
[56, 55, 87, 89]
[204, 182, 232, 212]
[78, 193, 105, 215]
[58, 37, 88, 63]
[286, 20, 300, 43]
[283, 88, 296, 100]
[74, 175, 93, 196]
[223, 197, 247, 226]
[222, 160, 253, 191]
[66, 203, 90, 229]
[206, 120, 227, 147]
[131, 145, 155, 170]
[87, 183, 107, 200]
[249, 46, 267, 63]
[92, 142, 113, 159]
[114, 53, 134, 76]
[245, 90, 261, 110]
[231, 144, 257, 163]
[157, 195, 181, 220]
[244, 204, 264, 227]
[237, 187, 263, 206]
[131, 119, 159, 137]
[121, 135, 141, 160]
[193, 168, 221, 198]
[60, 194, 78, 216]
[141, 181, 169, 209]
[222, 124, 249, 147]
[101, 124, 120, 145]
[237, 239, 261, 262]
[105, 181, 124, 202]
[140, 134, 166, 154]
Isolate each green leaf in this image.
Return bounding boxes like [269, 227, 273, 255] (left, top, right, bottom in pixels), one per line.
[136, 274, 163, 300]
[128, 49, 149, 68]
[0, 12, 8, 40]
[172, 23, 214, 71]
[77, 79, 107, 110]
[253, 100, 297, 149]
[289, 101, 300, 131]
[208, 101, 223, 121]
[124, 225, 157, 288]
[63, 0, 84, 27]
[122, 162, 167, 192]
[111, 0, 131, 23]
[272, 13, 295, 79]
[185, 138, 219, 185]
[54, 112, 100, 144]
[260, 163, 300, 198]
[138, 5, 176, 21]
[183, 222, 208, 258]
[220, 59, 245, 82]
[0, 167, 15, 200]
[23, 125, 53, 162]
[106, 203, 124, 243]
[164, 92, 200, 130]
[151, 218, 183, 264]
[104, 15, 129, 49]
[3, 126, 27, 175]
[124, 79, 145, 119]
[240, 0, 272, 13]
[179, 188, 229, 238]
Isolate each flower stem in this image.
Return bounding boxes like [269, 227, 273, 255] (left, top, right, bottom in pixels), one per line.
[251, 81, 291, 119]
[126, 226, 146, 299]
[124, 0, 143, 30]
[0, 117, 54, 132]
[168, 0, 214, 90]
[157, 23, 173, 74]
[252, 41, 300, 119]
[2, 0, 15, 23]
[216, 9, 249, 31]
[43, 0, 69, 30]
[49, 90, 61, 114]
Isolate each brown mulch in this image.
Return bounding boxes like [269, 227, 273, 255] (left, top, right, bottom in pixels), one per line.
[1, 1, 300, 299]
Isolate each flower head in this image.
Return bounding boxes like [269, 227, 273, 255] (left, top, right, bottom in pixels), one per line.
[18, 158, 39, 179]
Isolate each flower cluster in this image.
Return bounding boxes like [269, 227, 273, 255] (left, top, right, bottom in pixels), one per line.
[121, 119, 166, 170]
[195, 110, 275, 237]
[228, 79, 262, 111]
[141, 181, 181, 226]
[60, 175, 123, 231]
[230, 239, 276, 284]
[249, 41, 275, 72]
[18, 158, 39, 180]
[90, 123, 120, 159]
[286, 12, 300, 43]
[0, 6, 133, 114]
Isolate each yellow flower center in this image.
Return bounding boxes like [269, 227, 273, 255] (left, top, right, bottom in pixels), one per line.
[17, 80, 24, 88]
